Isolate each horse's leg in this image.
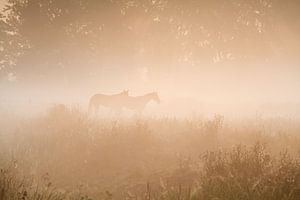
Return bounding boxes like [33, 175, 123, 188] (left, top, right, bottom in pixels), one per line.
[88, 101, 93, 115]
[95, 105, 99, 115]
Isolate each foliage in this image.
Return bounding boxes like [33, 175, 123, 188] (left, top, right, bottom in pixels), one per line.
[0, 105, 300, 199]
[199, 144, 300, 200]
[1, 0, 300, 80]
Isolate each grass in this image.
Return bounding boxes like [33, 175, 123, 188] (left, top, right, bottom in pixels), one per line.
[0, 105, 300, 199]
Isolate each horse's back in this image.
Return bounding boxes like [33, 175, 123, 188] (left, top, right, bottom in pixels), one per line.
[90, 93, 125, 107]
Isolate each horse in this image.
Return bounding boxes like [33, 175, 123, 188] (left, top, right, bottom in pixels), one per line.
[88, 90, 129, 115]
[122, 92, 160, 113]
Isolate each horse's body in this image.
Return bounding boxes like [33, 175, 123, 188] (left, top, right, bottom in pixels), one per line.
[88, 91, 160, 115]
[88, 90, 129, 114]
[123, 92, 160, 112]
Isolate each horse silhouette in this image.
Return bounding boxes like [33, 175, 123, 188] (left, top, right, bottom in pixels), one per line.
[122, 92, 160, 113]
[88, 91, 160, 115]
[88, 90, 129, 114]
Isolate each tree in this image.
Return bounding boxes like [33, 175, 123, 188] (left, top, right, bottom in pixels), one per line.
[0, 0, 299, 83]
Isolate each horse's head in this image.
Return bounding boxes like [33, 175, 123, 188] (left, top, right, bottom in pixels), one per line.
[151, 92, 160, 104]
[121, 90, 129, 96]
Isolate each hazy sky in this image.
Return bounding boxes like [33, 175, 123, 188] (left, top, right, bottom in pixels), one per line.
[0, 0, 299, 118]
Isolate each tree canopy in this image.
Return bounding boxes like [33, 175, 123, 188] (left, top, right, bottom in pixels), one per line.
[0, 0, 299, 82]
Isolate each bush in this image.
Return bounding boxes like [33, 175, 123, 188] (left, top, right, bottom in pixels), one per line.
[198, 143, 300, 200]
[1, 106, 300, 199]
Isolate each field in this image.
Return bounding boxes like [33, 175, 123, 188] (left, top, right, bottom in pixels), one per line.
[1, 0, 300, 199]
[0, 105, 299, 200]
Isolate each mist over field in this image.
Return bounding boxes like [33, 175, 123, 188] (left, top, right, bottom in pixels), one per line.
[0, 0, 300, 199]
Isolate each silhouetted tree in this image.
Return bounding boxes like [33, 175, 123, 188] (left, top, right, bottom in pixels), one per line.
[0, 0, 299, 82]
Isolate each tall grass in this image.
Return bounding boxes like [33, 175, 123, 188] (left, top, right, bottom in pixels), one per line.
[0, 105, 299, 199]
[198, 144, 300, 200]
[0, 163, 82, 200]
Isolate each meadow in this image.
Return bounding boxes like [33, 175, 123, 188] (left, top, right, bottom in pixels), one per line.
[0, 105, 300, 199]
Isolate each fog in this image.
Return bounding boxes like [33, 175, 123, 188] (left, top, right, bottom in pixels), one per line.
[1, 0, 300, 119]
[1, 1, 300, 199]
[0, 1, 299, 119]
[1, 63, 300, 118]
